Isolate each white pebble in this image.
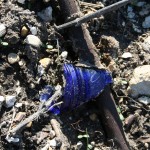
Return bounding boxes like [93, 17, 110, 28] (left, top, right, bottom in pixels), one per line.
[6, 135, 19, 143]
[0, 96, 5, 102]
[61, 51, 68, 59]
[0, 24, 6, 37]
[26, 35, 42, 47]
[121, 52, 132, 59]
[138, 96, 150, 105]
[49, 139, 57, 147]
[8, 53, 20, 64]
[76, 141, 83, 150]
[30, 26, 37, 35]
[17, 0, 25, 4]
[15, 102, 23, 108]
[38, 6, 53, 22]
[5, 95, 17, 108]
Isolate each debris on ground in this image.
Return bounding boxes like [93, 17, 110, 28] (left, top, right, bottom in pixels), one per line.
[0, 0, 150, 150]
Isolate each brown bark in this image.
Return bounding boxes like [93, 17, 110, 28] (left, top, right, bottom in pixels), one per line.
[58, 0, 102, 68]
[58, 0, 130, 149]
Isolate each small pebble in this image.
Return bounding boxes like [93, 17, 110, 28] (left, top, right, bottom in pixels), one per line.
[37, 132, 49, 144]
[60, 51, 68, 59]
[128, 11, 135, 19]
[121, 52, 132, 59]
[49, 130, 56, 139]
[38, 6, 53, 22]
[21, 26, 29, 37]
[142, 16, 150, 28]
[5, 135, 19, 143]
[138, 96, 150, 105]
[89, 113, 98, 121]
[5, 95, 17, 108]
[26, 122, 32, 128]
[14, 112, 26, 122]
[8, 53, 20, 64]
[30, 26, 37, 35]
[26, 35, 42, 47]
[49, 139, 57, 147]
[76, 141, 83, 150]
[18, 59, 26, 67]
[136, 2, 146, 7]
[39, 58, 51, 69]
[15, 102, 23, 108]
[91, 141, 95, 146]
[0, 24, 6, 37]
[17, 0, 25, 4]
[0, 96, 5, 102]
[29, 83, 35, 89]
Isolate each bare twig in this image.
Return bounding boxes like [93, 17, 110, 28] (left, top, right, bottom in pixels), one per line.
[79, 1, 104, 9]
[9, 87, 62, 136]
[56, 0, 134, 30]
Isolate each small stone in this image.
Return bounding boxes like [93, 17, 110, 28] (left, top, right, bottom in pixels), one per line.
[89, 113, 98, 121]
[128, 11, 135, 19]
[5, 95, 17, 108]
[127, 65, 150, 98]
[76, 141, 83, 150]
[39, 58, 51, 69]
[141, 36, 150, 52]
[94, 148, 99, 150]
[121, 52, 132, 59]
[142, 16, 150, 28]
[38, 6, 53, 22]
[60, 51, 68, 59]
[49, 130, 56, 139]
[18, 59, 26, 67]
[91, 141, 95, 146]
[6, 135, 19, 143]
[139, 4, 150, 16]
[127, 6, 133, 12]
[21, 26, 29, 37]
[8, 53, 20, 64]
[26, 122, 32, 128]
[49, 147, 52, 150]
[15, 102, 23, 108]
[17, 0, 25, 4]
[29, 83, 35, 89]
[43, 0, 50, 3]
[14, 112, 26, 122]
[37, 132, 49, 144]
[30, 26, 37, 35]
[26, 35, 42, 47]
[0, 96, 5, 102]
[0, 24, 6, 37]
[138, 96, 150, 105]
[132, 24, 142, 33]
[136, 2, 146, 7]
[49, 139, 57, 147]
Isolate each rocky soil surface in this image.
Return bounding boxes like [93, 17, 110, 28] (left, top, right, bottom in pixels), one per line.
[0, 0, 150, 150]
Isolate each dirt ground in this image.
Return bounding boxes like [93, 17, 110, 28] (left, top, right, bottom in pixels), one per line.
[0, 0, 150, 150]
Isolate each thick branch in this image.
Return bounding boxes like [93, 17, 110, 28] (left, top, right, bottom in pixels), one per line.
[58, 0, 130, 149]
[58, 0, 102, 68]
